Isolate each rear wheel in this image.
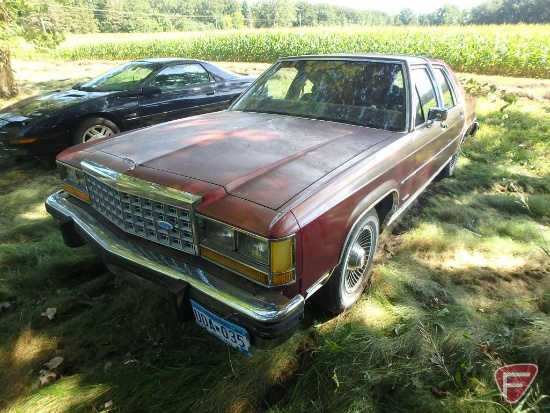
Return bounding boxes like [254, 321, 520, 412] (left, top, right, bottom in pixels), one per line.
[317, 209, 379, 314]
[71, 117, 119, 145]
[440, 150, 459, 179]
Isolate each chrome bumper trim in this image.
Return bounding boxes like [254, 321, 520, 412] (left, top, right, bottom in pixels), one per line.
[45, 191, 304, 325]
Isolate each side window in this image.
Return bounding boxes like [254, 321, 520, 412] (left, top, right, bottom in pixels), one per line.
[149, 64, 210, 90]
[412, 68, 438, 126]
[414, 88, 424, 126]
[434, 68, 456, 109]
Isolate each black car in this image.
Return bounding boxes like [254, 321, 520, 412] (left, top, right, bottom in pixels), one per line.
[0, 58, 256, 155]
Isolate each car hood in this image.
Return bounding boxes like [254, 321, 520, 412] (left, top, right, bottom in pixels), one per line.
[76, 111, 395, 211]
[0, 89, 111, 121]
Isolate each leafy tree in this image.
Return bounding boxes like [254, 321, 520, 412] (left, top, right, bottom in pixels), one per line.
[222, 0, 240, 15]
[52, 0, 98, 34]
[398, 8, 415, 25]
[294, 1, 317, 26]
[272, 0, 295, 27]
[241, 0, 252, 27]
[429, 4, 463, 25]
[317, 3, 337, 26]
[232, 10, 245, 29]
[253, 0, 295, 27]
[252, 1, 274, 27]
[469, 0, 549, 24]
[1, 0, 64, 99]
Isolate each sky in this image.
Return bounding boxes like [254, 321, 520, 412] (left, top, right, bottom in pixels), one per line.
[310, 0, 486, 15]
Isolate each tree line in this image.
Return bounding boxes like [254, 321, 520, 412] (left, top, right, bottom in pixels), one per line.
[7, 0, 550, 38]
[0, 0, 548, 99]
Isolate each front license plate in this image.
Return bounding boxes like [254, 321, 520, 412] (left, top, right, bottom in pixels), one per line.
[191, 300, 251, 355]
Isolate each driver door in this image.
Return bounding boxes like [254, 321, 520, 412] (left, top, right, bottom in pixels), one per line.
[138, 63, 219, 127]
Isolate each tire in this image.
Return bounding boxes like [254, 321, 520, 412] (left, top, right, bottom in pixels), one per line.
[317, 209, 379, 314]
[440, 150, 459, 179]
[71, 117, 119, 145]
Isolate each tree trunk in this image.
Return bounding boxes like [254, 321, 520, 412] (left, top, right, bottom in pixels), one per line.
[0, 48, 19, 99]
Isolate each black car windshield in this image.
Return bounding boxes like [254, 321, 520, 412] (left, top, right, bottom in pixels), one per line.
[80, 61, 161, 92]
[231, 59, 407, 132]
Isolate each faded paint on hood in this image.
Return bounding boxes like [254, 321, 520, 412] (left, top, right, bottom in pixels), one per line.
[82, 111, 394, 210]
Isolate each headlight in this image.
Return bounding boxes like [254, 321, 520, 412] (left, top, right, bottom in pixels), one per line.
[57, 161, 89, 202]
[238, 232, 269, 265]
[205, 219, 236, 250]
[199, 217, 295, 287]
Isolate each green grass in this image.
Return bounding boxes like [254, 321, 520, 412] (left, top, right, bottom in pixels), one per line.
[0, 62, 548, 412]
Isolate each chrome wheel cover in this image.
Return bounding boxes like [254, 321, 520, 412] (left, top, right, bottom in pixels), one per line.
[343, 224, 374, 295]
[449, 152, 459, 174]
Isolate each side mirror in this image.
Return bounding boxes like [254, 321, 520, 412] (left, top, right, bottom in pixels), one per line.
[428, 107, 448, 121]
[72, 83, 82, 90]
[427, 107, 448, 128]
[142, 86, 162, 96]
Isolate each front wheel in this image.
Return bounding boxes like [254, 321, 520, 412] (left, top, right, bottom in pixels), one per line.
[317, 209, 379, 314]
[71, 117, 120, 145]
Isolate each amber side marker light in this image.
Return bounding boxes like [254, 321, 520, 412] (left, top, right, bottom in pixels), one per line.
[9, 137, 37, 145]
[201, 247, 270, 285]
[61, 183, 90, 202]
[271, 271, 295, 286]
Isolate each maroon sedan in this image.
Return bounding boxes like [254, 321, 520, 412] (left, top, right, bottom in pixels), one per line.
[46, 54, 478, 354]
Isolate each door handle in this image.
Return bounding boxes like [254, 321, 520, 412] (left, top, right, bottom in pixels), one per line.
[206, 91, 215, 96]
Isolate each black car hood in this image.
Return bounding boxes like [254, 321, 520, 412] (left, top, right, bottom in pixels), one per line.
[0, 89, 112, 121]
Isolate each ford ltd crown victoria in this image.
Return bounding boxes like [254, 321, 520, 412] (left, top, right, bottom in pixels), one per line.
[45, 54, 479, 354]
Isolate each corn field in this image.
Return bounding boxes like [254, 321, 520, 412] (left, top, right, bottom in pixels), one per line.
[52, 25, 550, 78]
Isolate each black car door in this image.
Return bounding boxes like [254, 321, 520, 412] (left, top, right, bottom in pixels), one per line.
[138, 63, 219, 127]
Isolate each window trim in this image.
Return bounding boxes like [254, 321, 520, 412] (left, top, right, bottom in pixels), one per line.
[432, 66, 457, 110]
[411, 66, 440, 128]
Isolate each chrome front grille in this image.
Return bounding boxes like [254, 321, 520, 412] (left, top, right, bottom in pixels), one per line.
[85, 172, 196, 254]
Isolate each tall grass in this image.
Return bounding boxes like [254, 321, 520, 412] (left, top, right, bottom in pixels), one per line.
[43, 25, 550, 78]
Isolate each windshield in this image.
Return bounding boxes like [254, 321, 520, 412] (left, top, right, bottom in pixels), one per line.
[81, 61, 161, 92]
[231, 59, 407, 132]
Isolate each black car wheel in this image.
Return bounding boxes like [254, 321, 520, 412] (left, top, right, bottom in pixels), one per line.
[317, 209, 379, 314]
[72, 117, 120, 145]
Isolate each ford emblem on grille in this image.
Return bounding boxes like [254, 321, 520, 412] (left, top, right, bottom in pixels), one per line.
[157, 220, 174, 230]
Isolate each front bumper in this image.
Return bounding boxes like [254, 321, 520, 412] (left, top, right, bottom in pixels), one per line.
[45, 191, 305, 349]
[0, 131, 69, 156]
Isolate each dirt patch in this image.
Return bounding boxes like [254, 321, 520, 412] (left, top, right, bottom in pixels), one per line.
[457, 72, 550, 102]
[259, 334, 316, 411]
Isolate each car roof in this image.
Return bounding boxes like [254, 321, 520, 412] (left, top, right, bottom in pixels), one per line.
[278, 53, 429, 65]
[135, 57, 205, 64]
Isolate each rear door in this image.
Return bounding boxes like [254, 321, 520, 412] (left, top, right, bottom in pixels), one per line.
[432, 64, 465, 153]
[138, 63, 219, 127]
[409, 66, 457, 192]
